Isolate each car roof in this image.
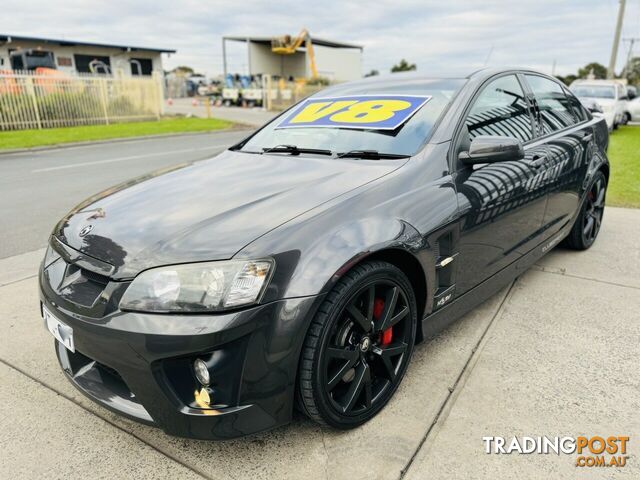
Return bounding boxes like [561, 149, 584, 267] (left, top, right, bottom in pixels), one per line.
[318, 67, 554, 91]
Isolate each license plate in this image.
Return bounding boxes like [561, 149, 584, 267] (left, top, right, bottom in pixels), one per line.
[43, 305, 75, 353]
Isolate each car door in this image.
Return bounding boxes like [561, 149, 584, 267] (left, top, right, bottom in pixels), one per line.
[453, 74, 550, 294]
[617, 83, 629, 124]
[522, 74, 593, 239]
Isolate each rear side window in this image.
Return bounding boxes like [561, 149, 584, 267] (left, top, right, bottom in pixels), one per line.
[465, 75, 533, 143]
[525, 74, 577, 135]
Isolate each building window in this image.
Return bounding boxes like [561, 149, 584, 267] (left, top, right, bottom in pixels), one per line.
[74, 54, 111, 74]
[57, 56, 73, 67]
[130, 58, 153, 76]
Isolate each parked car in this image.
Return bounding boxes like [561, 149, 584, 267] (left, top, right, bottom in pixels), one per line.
[627, 93, 640, 122]
[570, 79, 629, 131]
[40, 68, 609, 440]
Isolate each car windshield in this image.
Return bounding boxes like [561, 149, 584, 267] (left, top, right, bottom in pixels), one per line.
[571, 85, 616, 99]
[239, 78, 466, 157]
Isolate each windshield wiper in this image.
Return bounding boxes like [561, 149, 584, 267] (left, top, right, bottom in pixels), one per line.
[262, 144, 332, 156]
[336, 150, 410, 160]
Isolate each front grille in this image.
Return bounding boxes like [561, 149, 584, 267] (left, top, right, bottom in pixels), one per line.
[80, 267, 110, 286]
[45, 259, 112, 308]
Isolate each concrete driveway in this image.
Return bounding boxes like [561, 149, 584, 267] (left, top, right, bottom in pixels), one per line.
[0, 206, 637, 479]
[165, 98, 277, 127]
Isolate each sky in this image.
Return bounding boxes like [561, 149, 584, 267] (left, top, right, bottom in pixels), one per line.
[2, 0, 640, 78]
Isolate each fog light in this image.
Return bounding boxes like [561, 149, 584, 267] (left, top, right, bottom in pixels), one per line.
[193, 359, 210, 386]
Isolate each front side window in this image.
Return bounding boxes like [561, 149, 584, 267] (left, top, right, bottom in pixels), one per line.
[525, 74, 577, 135]
[563, 87, 589, 122]
[465, 74, 533, 142]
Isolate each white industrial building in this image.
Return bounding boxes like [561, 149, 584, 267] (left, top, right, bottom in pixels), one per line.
[0, 34, 175, 75]
[222, 35, 363, 81]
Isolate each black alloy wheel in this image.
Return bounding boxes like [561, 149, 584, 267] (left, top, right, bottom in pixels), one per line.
[564, 171, 607, 250]
[298, 261, 417, 428]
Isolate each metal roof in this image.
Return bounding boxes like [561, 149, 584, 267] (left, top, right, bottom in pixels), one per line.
[223, 35, 362, 50]
[0, 34, 176, 53]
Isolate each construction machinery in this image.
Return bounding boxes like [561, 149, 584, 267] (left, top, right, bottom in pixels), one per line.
[271, 29, 318, 78]
[9, 49, 57, 73]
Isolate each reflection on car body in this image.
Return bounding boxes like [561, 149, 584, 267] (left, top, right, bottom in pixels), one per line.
[39, 68, 609, 439]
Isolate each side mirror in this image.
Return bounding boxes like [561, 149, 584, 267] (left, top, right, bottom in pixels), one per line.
[459, 135, 524, 165]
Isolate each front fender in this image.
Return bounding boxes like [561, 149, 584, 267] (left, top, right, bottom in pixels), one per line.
[297, 216, 425, 297]
[243, 215, 426, 302]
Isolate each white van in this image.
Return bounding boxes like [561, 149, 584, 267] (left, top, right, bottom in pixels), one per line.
[570, 79, 629, 131]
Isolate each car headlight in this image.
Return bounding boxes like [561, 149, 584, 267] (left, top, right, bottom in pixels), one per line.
[119, 259, 273, 313]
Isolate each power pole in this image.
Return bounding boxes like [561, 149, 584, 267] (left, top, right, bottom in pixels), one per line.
[607, 0, 626, 79]
[622, 37, 639, 78]
[483, 45, 494, 66]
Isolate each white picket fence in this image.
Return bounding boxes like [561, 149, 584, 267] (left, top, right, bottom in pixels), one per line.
[0, 70, 164, 131]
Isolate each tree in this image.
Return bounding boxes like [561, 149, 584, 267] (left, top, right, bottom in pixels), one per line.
[391, 59, 416, 73]
[624, 57, 640, 85]
[365, 69, 379, 77]
[171, 66, 195, 76]
[556, 74, 577, 86]
[577, 62, 607, 80]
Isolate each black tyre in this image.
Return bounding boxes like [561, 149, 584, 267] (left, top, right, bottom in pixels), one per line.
[298, 261, 417, 428]
[563, 171, 607, 250]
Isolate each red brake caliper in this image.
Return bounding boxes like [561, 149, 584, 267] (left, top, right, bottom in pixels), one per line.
[373, 298, 393, 345]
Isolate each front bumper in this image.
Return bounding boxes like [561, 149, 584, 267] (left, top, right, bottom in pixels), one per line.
[40, 268, 320, 440]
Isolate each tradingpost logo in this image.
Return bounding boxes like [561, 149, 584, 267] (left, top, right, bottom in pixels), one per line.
[483, 436, 630, 468]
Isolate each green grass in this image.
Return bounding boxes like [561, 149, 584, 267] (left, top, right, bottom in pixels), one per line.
[0, 117, 234, 150]
[607, 125, 640, 208]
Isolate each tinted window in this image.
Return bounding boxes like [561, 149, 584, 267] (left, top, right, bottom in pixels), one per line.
[563, 87, 588, 122]
[465, 75, 533, 142]
[240, 79, 466, 156]
[525, 74, 577, 135]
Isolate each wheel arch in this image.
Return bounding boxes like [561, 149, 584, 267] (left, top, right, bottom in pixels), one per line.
[599, 162, 610, 183]
[352, 248, 428, 342]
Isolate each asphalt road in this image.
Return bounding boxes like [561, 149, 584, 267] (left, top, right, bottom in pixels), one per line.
[0, 133, 638, 478]
[0, 130, 250, 259]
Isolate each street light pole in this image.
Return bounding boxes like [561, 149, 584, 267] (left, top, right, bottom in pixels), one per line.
[607, 0, 626, 79]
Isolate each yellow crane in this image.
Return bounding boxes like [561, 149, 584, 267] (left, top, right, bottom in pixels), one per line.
[271, 29, 318, 78]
